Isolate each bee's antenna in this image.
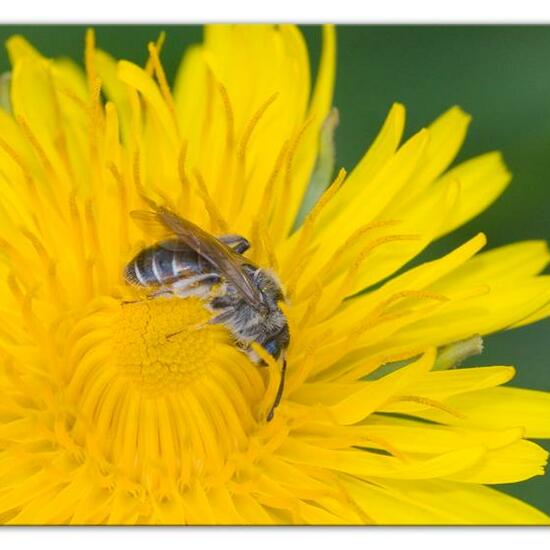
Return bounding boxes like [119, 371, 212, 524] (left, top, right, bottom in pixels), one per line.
[266, 358, 287, 422]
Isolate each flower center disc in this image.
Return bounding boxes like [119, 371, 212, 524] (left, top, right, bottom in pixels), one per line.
[67, 296, 266, 491]
[113, 298, 214, 396]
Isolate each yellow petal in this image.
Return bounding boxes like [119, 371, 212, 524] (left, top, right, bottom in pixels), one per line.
[321, 102, 406, 226]
[345, 477, 550, 525]
[362, 421, 524, 455]
[94, 49, 132, 141]
[326, 349, 436, 424]
[368, 277, 550, 355]
[324, 233, 487, 335]
[446, 439, 548, 484]
[278, 437, 486, 480]
[435, 152, 511, 236]
[413, 386, 550, 439]
[404, 366, 515, 401]
[5, 35, 41, 63]
[434, 240, 550, 288]
[394, 106, 472, 203]
[117, 60, 179, 150]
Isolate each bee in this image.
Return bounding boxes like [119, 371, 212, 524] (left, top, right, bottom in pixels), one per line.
[124, 201, 289, 421]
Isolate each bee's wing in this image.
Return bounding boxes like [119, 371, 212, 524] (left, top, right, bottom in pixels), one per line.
[130, 210, 191, 251]
[131, 208, 263, 308]
[156, 207, 264, 308]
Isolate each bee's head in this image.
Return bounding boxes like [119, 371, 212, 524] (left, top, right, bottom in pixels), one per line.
[260, 323, 290, 361]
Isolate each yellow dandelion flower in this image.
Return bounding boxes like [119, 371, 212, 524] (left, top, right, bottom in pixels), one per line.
[0, 25, 550, 526]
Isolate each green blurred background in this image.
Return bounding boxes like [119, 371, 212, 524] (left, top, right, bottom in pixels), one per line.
[0, 25, 548, 517]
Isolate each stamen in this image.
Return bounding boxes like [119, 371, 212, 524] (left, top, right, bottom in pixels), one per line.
[193, 169, 229, 233]
[128, 88, 143, 150]
[85, 29, 104, 133]
[201, 67, 215, 143]
[54, 414, 84, 460]
[273, 118, 313, 238]
[19, 226, 50, 267]
[259, 223, 279, 273]
[323, 344, 429, 385]
[285, 169, 346, 290]
[0, 136, 31, 177]
[0, 238, 34, 292]
[0, 136, 62, 224]
[68, 191, 87, 269]
[133, 150, 146, 197]
[248, 140, 288, 231]
[388, 394, 466, 419]
[16, 116, 54, 175]
[335, 292, 449, 364]
[178, 141, 192, 206]
[85, 75, 105, 200]
[286, 330, 331, 392]
[298, 168, 347, 237]
[368, 289, 450, 319]
[104, 102, 120, 161]
[338, 234, 421, 297]
[84, 200, 100, 257]
[7, 273, 43, 341]
[347, 310, 414, 341]
[84, 29, 98, 97]
[83, 262, 96, 306]
[285, 119, 313, 196]
[88, 76, 104, 151]
[238, 93, 278, 161]
[47, 259, 65, 308]
[217, 82, 235, 150]
[311, 234, 422, 322]
[292, 169, 346, 264]
[298, 280, 323, 328]
[227, 94, 280, 222]
[351, 235, 422, 274]
[47, 69, 75, 185]
[7, 272, 24, 304]
[285, 247, 321, 300]
[57, 85, 88, 113]
[149, 184, 178, 213]
[249, 220, 267, 265]
[144, 31, 166, 76]
[359, 434, 408, 462]
[299, 220, 404, 299]
[343, 219, 403, 248]
[84, 201, 106, 292]
[331, 478, 376, 524]
[148, 42, 179, 133]
[379, 348, 426, 365]
[108, 163, 130, 260]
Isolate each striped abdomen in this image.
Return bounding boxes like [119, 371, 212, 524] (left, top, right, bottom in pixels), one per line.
[124, 239, 206, 288]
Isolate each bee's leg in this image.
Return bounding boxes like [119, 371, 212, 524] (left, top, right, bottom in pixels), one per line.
[121, 293, 160, 306]
[172, 273, 221, 299]
[209, 295, 233, 310]
[207, 308, 235, 326]
[165, 276, 223, 340]
[165, 308, 229, 341]
[217, 234, 250, 254]
[266, 358, 287, 422]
